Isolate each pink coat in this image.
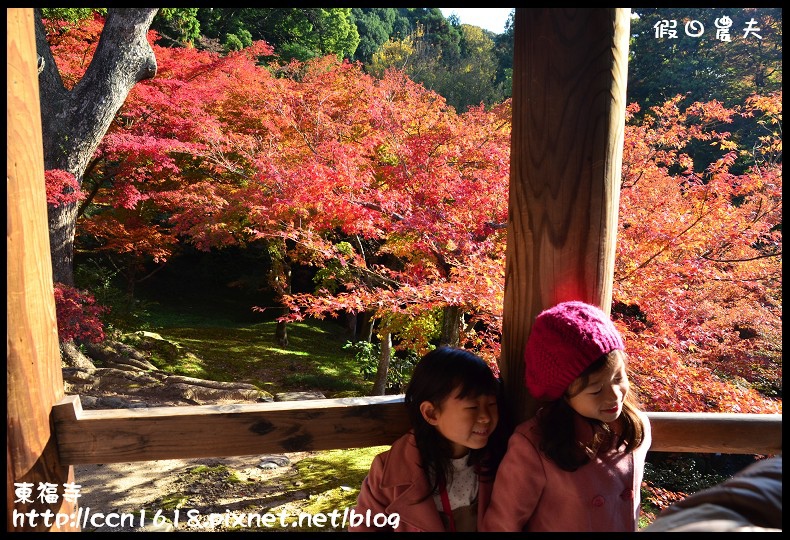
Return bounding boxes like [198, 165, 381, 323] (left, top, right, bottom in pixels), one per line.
[481, 411, 651, 532]
[349, 431, 494, 532]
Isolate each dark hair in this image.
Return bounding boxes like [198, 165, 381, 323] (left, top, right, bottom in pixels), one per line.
[404, 347, 510, 500]
[537, 349, 647, 471]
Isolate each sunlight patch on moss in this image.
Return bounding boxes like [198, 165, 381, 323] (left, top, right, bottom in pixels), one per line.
[294, 447, 388, 515]
[188, 464, 223, 475]
[264, 446, 389, 532]
[159, 493, 190, 510]
[265, 348, 308, 356]
[289, 322, 333, 334]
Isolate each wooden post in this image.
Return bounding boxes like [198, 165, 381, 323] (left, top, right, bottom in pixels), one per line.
[501, 9, 631, 424]
[7, 8, 79, 532]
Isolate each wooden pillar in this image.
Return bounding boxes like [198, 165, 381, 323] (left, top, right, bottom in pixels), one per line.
[7, 8, 79, 531]
[501, 9, 631, 424]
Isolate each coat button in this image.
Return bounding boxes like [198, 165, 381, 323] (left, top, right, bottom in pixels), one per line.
[620, 489, 634, 500]
[592, 495, 605, 507]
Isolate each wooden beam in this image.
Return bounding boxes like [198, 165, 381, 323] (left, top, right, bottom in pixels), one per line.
[501, 8, 631, 424]
[53, 395, 412, 464]
[647, 412, 782, 455]
[7, 8, 79, 532]
[52, 395, 780, 464]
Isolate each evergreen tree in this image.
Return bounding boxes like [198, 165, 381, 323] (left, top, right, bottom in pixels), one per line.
[629, 8, 782, 109]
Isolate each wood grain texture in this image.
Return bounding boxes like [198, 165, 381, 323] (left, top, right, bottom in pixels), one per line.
[647, 412, 782, 455]
[52, 395, 780, 464]
[7, 8, 78, 531]
[53, 395, 412, 464]
[502, 9, 631, 424]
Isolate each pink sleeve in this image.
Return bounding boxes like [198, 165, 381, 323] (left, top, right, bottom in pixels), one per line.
[348, 454, 393, 532]
[480, 426, 546, 532]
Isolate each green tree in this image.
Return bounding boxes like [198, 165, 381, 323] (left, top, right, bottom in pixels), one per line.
[196, 8, 359, 61]
[150, 8, 201, 47]
[438, 24, 502, 111]
[629, 8, 782, 109]
[369, 23, 443, 97]
[40, 8, 106, 24]
[351, 8, 403, 66]
[629, 8, 782, 173]
[369, 20, 507, 112]
[398, 7, 462, 67]
[493, 10, 515, 100]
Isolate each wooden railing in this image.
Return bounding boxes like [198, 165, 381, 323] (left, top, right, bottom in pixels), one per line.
[53, 395, 782, 465]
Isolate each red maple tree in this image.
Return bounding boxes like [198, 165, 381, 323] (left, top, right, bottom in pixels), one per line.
[616, 93, 782, 413]
[47, 17, 781, 413]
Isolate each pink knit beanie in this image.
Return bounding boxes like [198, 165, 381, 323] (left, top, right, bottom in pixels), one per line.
[524, 301, 624, 401]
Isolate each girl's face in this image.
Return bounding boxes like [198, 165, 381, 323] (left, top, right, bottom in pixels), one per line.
[420, 385, 499, 458]
[566, 353, 629, 424]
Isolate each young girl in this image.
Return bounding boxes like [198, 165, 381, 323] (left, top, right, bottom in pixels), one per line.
[481, 300, 651, 532]
[349, 347, 510, 532]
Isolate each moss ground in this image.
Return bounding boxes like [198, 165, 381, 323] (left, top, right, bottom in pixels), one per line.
[112, 291, 383, 531]
[127, 294, 373, 398]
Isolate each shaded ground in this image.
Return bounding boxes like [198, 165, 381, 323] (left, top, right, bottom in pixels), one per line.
[74, 452, 325, 532]
[63, 307, 382, 532]
[66, 260, 382, 532]
[66, 354, 384, 533]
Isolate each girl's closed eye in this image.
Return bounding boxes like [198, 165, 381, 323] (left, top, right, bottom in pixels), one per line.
[354, 346, 503, 532]
[498, 301, 650, 533]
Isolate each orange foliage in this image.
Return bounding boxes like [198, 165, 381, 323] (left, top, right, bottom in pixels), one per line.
[51, 17, 781, 413]
[616, 93, 781, 413]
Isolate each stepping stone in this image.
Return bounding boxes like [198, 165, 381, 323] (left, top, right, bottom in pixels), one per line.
[258, 455, 291, 469]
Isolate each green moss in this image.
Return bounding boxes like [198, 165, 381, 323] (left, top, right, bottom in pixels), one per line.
[118, 317, 371, 396]
[159, 493, 190, 510]
[262, 446, 389, 532]
[188, 464, 214, 475]
[100, 293, 393, 530]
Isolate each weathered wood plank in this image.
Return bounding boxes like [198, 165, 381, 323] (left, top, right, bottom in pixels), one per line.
[647, 412, 782, 455]
[52, 395, 412, 464]
[53, 395, 780, 464]
[7, 8, 79, 531]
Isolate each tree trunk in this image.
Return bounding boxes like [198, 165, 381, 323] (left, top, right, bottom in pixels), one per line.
[35, 8, 159, 285]
[359, 311, 375, 342]
[275, 320, 289, 347]
[371, 332, 391, 396]
[344, 311, 358, 338]
[267, 240, 292, 347]
[60, 341, 97, 372]
[439, 305, 462, 347]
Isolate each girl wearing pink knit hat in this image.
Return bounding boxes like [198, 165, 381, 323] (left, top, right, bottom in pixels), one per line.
[481, 300, 652, 532]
